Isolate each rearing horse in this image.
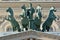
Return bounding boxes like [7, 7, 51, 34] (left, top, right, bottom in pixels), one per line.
[33, 5, 42, 31]
[42, 6, 57, 32]
[5, 7, 21, 32]
[20, 4, 29, 31]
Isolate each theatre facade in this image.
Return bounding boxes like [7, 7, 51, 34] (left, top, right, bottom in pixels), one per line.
[0, 0, 60, 40]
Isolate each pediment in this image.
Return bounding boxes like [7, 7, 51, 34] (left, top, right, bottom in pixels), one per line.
[0, 31, 60, 40]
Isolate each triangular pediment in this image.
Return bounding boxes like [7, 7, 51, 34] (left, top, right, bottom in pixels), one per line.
[0, 31, 60, 40]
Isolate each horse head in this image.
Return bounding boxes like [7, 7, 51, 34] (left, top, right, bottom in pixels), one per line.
[21, 4, 26, 11]
[35, 5, 42, 19]
[36, 5, 42, 13]
[49, 6, 57, 20]
[50, 6, 56, 12]
[6, 7, 13, 17]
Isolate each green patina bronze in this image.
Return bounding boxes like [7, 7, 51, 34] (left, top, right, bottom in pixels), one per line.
[5, 3, 57, 32]
[34, 6, 42, 31]
[20, 3, 42, 31]
[5, 7, 21, 32]
[20, 3, 35, 31]
[20, 4, 29, 31]
[42, 7, 57, 32]
[27, 3, 35, 30]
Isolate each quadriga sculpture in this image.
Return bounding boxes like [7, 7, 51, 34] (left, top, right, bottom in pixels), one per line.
[5, 7, 21, 32]
[33, 5, 42, 31]
[42, 6, 57, 32]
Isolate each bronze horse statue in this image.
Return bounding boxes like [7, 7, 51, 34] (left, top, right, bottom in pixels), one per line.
[33, 5, 42, 31]
[42, 7, 57, 32]
[20, 4, 29, 31]
[5, 7, 21, 32]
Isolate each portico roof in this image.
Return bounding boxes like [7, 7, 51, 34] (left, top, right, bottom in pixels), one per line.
[0, 30, 60, 40]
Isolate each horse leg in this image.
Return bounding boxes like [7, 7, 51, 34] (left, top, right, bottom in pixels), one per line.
[17, 26, 21, 32]
[25, 27, 28, 31]
[42, 25, 46, 32]
[36, 25, 41, 31]
[13, 26, 16, 31]
[46, 26, 50, 32]
[18, 27, 21, 32]
[24, 25, 28, 31]
[24, 26, 28, 31]
[18, 28, 21, 32]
